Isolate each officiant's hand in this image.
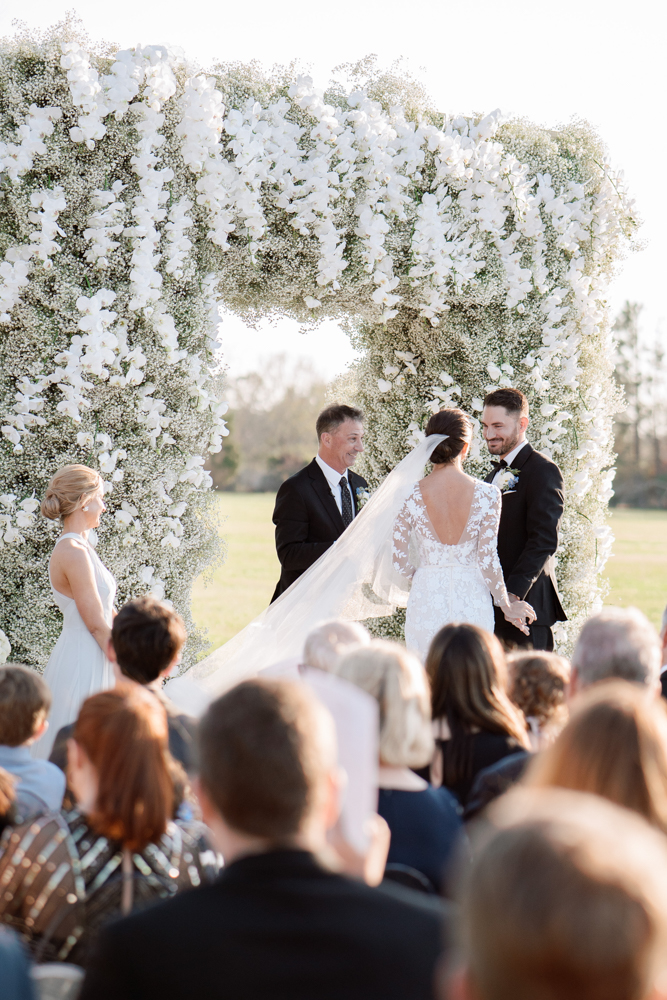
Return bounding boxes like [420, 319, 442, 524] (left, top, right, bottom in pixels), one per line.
[503, 596, 536, 635]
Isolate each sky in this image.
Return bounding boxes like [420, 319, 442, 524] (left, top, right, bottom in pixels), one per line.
[1, 0, 664, 381]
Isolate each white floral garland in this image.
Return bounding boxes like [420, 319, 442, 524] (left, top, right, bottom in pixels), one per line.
[0, 30, 634, 663]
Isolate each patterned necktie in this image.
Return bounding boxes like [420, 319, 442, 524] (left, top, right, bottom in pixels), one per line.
[339, 476, 353, 527]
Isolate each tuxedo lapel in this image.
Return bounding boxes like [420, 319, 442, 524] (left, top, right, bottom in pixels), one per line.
[509, 442, 533, 470]
[307, 460, 345, 532]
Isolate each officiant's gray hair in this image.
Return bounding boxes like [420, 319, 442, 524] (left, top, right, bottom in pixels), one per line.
[572, 607, 661, 690]
[335, 640, 433, 768]
[316, 404, 364, 439]
[303, 620, 371, 674]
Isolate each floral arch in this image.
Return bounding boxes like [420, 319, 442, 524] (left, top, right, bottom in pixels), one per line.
[0, 26, 635, 663]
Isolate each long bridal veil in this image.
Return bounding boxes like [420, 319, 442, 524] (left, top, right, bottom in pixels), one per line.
[174, 434, 446, 700]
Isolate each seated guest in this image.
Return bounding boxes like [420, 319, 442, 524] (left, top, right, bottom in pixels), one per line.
[507, 650, 570, 749]
[303, 619, 371, 673]
[0, 686, 214, 966]
[526, 680, 667, 832]
[80, 680, 445, 1000]
[424, 625, 530, 806]
[0, 665, 65, 819]
[336, 641, 462, 893]
[465, 611, 661, 820]
[50, 597, 196, 774]
[570, 606, 661, 695]
[450, 788, 667, 1000]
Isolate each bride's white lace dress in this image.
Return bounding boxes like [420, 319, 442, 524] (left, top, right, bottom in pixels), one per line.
[33, 532, 116, 760]
[392, 480, 510, 660]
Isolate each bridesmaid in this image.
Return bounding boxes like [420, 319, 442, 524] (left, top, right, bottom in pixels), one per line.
[34, 465, 116, 759]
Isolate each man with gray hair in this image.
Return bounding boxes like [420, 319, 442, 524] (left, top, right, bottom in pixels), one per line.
[303, 620, 371, 674]
[570, 606, 661, 695]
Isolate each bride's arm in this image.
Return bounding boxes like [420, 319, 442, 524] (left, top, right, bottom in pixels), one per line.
[391, 501, 417, 581]
[478, 489, 534, 634]
[53, 542, 112, 653]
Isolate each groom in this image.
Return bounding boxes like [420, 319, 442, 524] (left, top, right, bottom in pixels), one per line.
[482, 387, 566, 651]
[270, 404, 368, 602]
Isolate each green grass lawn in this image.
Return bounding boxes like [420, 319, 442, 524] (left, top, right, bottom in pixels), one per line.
[191, 496, 667, 654]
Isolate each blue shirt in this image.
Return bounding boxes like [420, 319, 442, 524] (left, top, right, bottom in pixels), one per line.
[0, 744, 65, 819]
[378, 785, 462, 894]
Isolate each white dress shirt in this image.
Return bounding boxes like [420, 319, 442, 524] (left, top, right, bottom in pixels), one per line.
[492, 440, 529, 486]
[315, 455, 355, 519]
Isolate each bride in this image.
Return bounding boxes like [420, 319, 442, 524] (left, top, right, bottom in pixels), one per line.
[34, 465, 116, 759]
[173, 408, 534, 704]
[396, 408, 533, 659]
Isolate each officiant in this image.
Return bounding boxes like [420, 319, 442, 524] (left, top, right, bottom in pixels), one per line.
[270, 405, 369, 602]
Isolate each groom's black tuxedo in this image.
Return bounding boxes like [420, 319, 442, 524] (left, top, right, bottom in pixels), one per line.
[271, 459, 368, 602]
[484, 443, 566, 651]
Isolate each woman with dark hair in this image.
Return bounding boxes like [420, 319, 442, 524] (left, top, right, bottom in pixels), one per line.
[425, 623, 530, 805]
[0, 686, 215, 966]
[393, 408, 535, 659]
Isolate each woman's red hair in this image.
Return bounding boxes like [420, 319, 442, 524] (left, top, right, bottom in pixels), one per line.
[72, 686, 173, 851]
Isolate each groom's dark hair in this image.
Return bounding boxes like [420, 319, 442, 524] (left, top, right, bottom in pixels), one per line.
[483, 387, 529, 416]
[316, 404, 364, 440]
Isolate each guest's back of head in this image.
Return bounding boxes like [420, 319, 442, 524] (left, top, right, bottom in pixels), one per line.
[508, 650, 570, 745]
[458, 787, 667, 1000]
[335, 640, 433, 768]
[426, 624, 528, 754]
[72, 685, 173, 850]
[572, 607, 660, 691]
[198, 679, 337, 841]
[0, 664, 51, 746]
[303, 620, 370, 673]
[526, 680, 667, 833]
[112, 597, 187, 685]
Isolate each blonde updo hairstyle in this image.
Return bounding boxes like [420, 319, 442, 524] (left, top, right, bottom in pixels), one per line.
[425, 408, 473, 465]
[335, 640, 434, 768]
[41, 465, 102, 521]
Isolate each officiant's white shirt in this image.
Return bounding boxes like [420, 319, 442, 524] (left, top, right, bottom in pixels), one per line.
[316, 455, 356, 518]
[492, 441, 529, 486]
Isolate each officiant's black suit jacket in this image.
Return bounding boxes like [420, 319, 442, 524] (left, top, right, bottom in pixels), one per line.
[79, 849, 446, 1000]
[271, 458, 368, 601]
[484, 443, 566, 629]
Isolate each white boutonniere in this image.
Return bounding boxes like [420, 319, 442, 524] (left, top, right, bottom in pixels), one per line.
[496, 468, 520, 493]
[355, 486, 372, 509]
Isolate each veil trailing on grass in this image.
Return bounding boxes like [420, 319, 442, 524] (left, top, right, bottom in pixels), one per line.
[174, 434, 446, 700]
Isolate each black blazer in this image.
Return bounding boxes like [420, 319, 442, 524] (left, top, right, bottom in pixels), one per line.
[271, 459, 368, 600]
[485, 443, 566, 627]
[79, 849, 446, 1000]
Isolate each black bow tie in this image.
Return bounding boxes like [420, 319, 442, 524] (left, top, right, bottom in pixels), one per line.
[490, 459, 508, 472]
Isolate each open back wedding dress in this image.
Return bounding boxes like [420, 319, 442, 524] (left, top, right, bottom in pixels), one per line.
[169, 435, 511, 708]
[33, 532, 116, 760]
[394, 480, 509, 659]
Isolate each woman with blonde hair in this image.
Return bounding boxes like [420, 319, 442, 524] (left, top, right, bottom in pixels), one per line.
[0, 686, 214, 965]
[425, 624, 530, 806]
[336, 640, 462, 893]
[35, 465, 116, 758]
[526, 681, 667, 832]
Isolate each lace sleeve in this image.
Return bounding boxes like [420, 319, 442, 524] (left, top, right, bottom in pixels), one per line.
[477, 486, 510, 611]
[392, 497, 417, 581]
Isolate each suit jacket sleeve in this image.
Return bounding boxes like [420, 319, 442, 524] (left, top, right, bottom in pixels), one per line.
[505, 462, 564, 601]
[273, 478, 333, 573]
[79, 924, 140, 1000]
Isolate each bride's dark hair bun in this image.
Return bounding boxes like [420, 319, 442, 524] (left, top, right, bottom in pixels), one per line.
[425, 408, 473, 464]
